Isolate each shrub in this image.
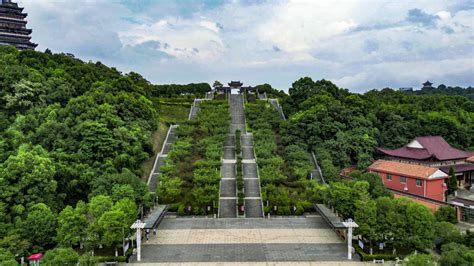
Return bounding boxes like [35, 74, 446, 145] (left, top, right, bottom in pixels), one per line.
[42, 247, 79, 265]
[435, 206, 457, 224]
[355, 245, 398, 262]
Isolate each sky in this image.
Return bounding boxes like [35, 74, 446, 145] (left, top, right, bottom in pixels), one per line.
[18, 0, 474, 92]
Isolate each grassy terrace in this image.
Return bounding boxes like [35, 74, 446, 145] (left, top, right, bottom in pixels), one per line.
[157, 100, 230, 215]
[154, 97, 194, 125]
[245, 100, 318, 215]
[140, 97, 193, 180]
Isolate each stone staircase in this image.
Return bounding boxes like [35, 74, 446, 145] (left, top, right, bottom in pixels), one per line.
[148, 125, 178, 192]
[241, 134, 264, 218]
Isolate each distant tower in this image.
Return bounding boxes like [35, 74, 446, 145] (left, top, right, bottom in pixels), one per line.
[0, 0, 37, 49]
[422, 80, 433, 89]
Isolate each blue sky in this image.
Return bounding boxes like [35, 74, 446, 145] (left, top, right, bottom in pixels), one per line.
[20, 0, 474, 92]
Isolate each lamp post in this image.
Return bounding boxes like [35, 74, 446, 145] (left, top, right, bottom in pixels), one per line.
[130, 220, 146, 261]
[342, 218, 358, 260]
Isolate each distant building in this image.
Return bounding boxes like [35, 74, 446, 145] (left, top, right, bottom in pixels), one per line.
[399, 87, 413, 92]
[0, 0, 37, 50]
[369, 136, 474, 222]
[215, 81, 257, 95]
[422, 80, 434, 89]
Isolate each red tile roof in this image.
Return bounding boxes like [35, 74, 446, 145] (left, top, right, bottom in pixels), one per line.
[378, 136, 474, 161]
[368, 160, 447, 180]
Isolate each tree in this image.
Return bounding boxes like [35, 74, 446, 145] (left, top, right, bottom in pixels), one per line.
[355, 198, 377, 254]
[440, 242, 474, 266]
[0, 144, 57, 212]
[434, 222, 462, 248]
[406, 203, 435, 251]
[98, 210, 127, 256]
[0, 248, 16, 266]
[3, 79, 47, 111]
[42, 247, 79, 265]
[111, 184, 135, 202]
[447, 167, 458, 194]
[88, 195, 113, 220]
[212, 80, 223, 88]
[403, 253, 436, 266]
[21, 203, 57, 250]
[56, 202, 88, 247]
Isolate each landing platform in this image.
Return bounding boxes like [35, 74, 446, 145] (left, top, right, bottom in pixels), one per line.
[136, 216, 357, 263]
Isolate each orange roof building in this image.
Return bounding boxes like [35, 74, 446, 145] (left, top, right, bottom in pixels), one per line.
[368, 160, 448, 201]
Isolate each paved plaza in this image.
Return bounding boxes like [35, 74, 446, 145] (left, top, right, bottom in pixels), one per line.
[138, 216, 356, 263]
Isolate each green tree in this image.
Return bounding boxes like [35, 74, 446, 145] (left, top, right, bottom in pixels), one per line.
[0, 144, 57, 212]
[98, 210, 127, 256]
[434, 222, 462, 248]
[406, 203, 435, 251]
[21, 203, 57, 250]
[88, 195, 113, 219]
[111, 184, 135, 202]
[355, 198, 377, 254]
[440, 242, 474, 266]
[447, 167, 458, 194]
[56, 202, 88, 247]
[0, 248, 16, 266]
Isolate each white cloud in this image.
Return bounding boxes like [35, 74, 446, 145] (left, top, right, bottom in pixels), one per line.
[16, 0, 474, 91]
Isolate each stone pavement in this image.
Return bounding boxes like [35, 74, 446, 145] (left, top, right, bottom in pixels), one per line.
[137, 217, 357, 263]
[129, 262, 375, 266]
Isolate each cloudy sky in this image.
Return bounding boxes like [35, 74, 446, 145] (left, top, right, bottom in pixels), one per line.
[19, 0, 474, 92]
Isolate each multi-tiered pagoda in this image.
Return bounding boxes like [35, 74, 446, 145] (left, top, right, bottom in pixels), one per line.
[0, 0, 37, 49]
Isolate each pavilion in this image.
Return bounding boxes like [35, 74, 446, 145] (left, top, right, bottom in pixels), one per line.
[214, 81, 256, 95]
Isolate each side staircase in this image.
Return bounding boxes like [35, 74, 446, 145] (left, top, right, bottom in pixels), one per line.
[148, 125, 178, 192]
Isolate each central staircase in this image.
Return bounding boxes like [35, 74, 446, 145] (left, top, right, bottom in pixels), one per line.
[218, 94, 263, 218]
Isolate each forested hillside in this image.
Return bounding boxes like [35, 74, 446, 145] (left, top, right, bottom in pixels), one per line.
[281, 77, 474, 179]
[0, 46, 206, 259]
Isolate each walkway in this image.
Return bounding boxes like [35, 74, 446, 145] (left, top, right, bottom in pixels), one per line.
[138, 216, 355, 263]
[148, 125, 178, 192]
[229, 94, 246, 133]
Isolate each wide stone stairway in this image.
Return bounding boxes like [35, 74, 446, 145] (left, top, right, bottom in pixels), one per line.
[218, 94, 244, 218]
[218, 134, 237, 218]
[241, 134, 264, 218]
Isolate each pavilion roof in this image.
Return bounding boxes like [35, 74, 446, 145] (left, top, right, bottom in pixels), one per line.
[440, 164, 474, 174]
[378, 136, 474, 161]
[368, 160, 447, 180]
[228, 81, 243, 86]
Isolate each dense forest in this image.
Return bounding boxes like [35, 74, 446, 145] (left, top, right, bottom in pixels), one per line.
[0, 46, 212, 261]
[404, 84, 474, 100]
